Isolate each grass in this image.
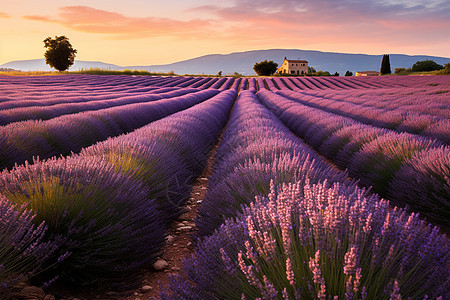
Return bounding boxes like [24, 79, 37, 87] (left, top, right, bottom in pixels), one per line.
[0, 68, 177, 76]
[0, 68, 245, 77]
[0, 70, 63, 76]
[393, 70, 450, 76]
[70, 68, 176, 76]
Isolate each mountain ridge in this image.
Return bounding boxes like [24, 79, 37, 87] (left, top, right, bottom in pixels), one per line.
[2, 49, 448, 75]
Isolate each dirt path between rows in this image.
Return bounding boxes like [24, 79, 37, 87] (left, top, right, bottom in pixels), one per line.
[116, 142, 220, 300]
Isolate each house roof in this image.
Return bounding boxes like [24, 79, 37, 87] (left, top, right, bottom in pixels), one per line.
[355, 71, 379, 76]
[285, 59, 308, 63]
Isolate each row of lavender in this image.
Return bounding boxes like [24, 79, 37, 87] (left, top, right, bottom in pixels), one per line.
[2, 75, 445, 124]
[297, 83, 450, 118]
[0, 89, 219, 170]
[2, 75, 445, 130]
[257, 90, 449, 224]
[162, 91, 449, 299]
[2, 74, 431, 98]
[275, 88, 449, 144]
[0, 87, 191, 124]
[0, 90, 236, 292]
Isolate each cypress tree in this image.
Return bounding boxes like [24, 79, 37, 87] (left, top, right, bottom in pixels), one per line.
[380, 54, 391, 75]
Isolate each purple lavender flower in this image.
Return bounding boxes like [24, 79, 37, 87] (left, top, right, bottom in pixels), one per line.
[162, 180, 449, 299]
[0, 155, 166, 289]
[0, 195, 56, 293]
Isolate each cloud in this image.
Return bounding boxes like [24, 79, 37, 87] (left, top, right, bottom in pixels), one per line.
[0, 11, 10, 18]
[23, 6, 216, 39]
[24, 15, 54, 22]
[21, 1, 450, 55]
[195, 0, 450, 26]
[189, 0, 450, 50]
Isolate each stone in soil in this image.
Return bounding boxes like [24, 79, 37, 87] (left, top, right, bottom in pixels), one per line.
[176, 226, 192, 231]
[166, 235, 174, 243]
[13, 286, 46, 300]
[152, 259, 169, 271]
[141, 285, 153, 293]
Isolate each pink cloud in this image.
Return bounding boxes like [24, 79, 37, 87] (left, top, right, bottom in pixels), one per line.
[0, 11, 10, 18]
[21, 2, 450, 56]
[191, 0, 450, 53]
[24, 15, 54, 22]
[23, 6, 216, 39]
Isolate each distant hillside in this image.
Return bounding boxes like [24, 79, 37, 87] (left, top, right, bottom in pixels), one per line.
[142, 50, 449, 75]
[1, 49, 448, 75]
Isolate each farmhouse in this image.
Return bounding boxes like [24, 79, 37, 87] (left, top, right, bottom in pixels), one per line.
[277, 57, 308, 75]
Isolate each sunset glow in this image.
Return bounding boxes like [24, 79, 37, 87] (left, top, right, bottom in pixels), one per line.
[1, 0, 449, 66]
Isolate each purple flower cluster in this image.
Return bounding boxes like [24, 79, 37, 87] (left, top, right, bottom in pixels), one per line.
[162, 180, 450, 299]
[196, 90, 351, 237]
[275, 87, 449, 144]
[0, 155, 166, 289]
[257, 89, 448, 224]
[387, 146, 450, 223]
[81, 90, 236, 220]
[0, 87, 197, 125]
[0, 196, 56, 292]
[0, 89, 219, 170]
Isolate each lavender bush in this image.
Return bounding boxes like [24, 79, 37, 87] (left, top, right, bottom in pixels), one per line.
[0, 196, 56, 293]
[348, 132, 442, 196]
[162, 180, 450, 299]
[0, 156, 166, 289]
[319, 124, 390, 162]
[387, 146, 450, 224]
[82, 140, 191, 221]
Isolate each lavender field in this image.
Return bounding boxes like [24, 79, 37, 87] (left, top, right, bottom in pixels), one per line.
[0, 74, 449, 299]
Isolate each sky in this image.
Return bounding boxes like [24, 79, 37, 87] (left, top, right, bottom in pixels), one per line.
[1, 0, 449, 66]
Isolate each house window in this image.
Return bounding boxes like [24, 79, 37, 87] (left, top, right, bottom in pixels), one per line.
[291, 70, 295, 74]
[301, 71, 304, 75]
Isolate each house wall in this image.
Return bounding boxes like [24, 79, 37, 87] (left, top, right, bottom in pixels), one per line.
[278, 60, 308, 75]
